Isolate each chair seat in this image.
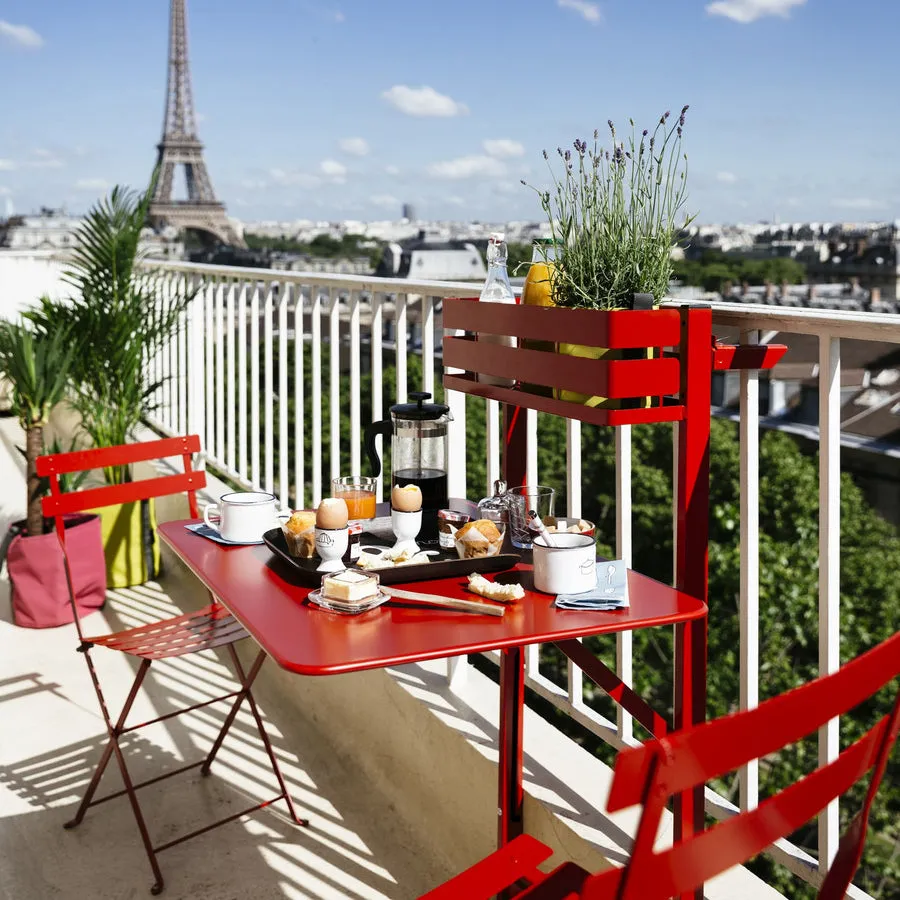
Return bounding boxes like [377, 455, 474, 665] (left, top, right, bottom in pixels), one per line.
[85, 603, 249, 660]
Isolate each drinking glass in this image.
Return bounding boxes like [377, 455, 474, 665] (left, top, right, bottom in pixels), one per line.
[504, 485, 556, 549]
[332, 476, 377, 521]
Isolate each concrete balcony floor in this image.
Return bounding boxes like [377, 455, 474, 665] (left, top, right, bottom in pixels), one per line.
[0, 421, 445, 900]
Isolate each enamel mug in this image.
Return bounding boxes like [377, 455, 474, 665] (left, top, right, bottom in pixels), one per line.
[203, 491, 281, 544]
[532, 533, 597, 595]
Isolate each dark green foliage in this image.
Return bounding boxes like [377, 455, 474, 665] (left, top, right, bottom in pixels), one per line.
[674, 250, 807, 292]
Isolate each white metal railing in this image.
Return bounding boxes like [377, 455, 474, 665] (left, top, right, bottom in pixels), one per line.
[144, 260, 897, 899]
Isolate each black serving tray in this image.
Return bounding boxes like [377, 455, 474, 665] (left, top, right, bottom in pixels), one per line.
[263, 527, 520, 587]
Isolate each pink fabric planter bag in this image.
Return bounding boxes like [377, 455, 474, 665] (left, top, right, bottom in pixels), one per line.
[6, 513, 107, 629]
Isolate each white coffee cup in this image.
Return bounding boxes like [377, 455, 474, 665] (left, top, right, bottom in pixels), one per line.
[533, 533, 597, 595]
[203, 491, 281, 544]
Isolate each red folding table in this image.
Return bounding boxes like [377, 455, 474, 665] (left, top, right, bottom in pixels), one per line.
[158, 520, 707, 848]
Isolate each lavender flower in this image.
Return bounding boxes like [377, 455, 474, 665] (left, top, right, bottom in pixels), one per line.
[642, 129, 648, 137]
[542, 149, 549, 160]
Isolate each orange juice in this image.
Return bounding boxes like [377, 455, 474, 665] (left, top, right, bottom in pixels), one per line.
[341, 489, 376, 520]
[522, 242, 557, 389]
[522, 260, 555, 308]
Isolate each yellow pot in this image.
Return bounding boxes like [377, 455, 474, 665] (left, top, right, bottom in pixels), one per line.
[90, 499, 161, 588]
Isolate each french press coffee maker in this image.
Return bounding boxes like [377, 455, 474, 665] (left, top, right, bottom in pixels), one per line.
[364, 392, 453, 542]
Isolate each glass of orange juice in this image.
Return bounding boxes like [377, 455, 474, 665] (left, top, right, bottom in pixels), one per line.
[331, 476, 377, 521]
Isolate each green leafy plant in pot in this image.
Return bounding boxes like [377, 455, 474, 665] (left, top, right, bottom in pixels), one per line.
[0, 317, 107, 627]
[523, 106, 695, 408]
[27, 181, 194, 587]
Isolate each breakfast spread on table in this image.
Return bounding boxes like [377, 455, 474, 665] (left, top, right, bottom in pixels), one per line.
[187, 394, 627, 614]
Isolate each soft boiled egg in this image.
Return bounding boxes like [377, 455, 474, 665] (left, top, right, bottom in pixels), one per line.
[316, 497, 349, 530]
[391, 484, 422, 513]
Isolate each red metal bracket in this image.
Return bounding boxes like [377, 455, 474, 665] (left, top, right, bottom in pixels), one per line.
[712, 338, 787, 371]
[554, 639, 669, 737]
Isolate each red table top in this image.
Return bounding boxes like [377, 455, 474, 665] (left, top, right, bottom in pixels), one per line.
[159, 520, 707, 676]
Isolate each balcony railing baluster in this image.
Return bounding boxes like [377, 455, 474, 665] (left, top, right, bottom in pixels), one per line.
[396, 292, 408, 406]
[249, 284, 261, 489]
[371, 292, 384, 503]
[818, 333, 841, 871]
[616, 425, 634, 743]
[311, 286, 323, 506]
[739, 327, 760, 812]
[225, 282, 236, 475]
[350, 290, 362, 477]
[263, 284, 275, 495]
[292, 287, 304, 510]
[486, 399, 500, 497]
[204, 280, 215, 461]
[328, 286, 340, 485]
[215, 281, 226, 467]
[278, 284, 289, 508]
[237, 283, 248, 481]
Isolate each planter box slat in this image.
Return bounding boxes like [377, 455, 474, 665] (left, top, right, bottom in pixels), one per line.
[444, 374, 685, 427]
[444, 335, 680, 399]
[443, 299, 681, 349]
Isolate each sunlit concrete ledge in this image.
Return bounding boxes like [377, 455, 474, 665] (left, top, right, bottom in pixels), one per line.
[0, 417, 781, 898]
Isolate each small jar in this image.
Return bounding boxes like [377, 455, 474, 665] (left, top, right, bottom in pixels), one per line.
[437, 509, 470, 550]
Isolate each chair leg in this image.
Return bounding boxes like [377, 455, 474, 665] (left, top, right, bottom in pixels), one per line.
[67, 653, 165, 894]
[203, 646, 309, 827]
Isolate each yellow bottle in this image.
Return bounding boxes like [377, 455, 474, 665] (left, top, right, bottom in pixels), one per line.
[522, 238, 556, 309]
[522, 239, 556, 395]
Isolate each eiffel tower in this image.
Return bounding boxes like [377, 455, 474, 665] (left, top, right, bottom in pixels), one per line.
[148, 0, 244, 247]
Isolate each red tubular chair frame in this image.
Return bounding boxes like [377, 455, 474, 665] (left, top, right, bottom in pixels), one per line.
[418, 630, 900, 900]
[38, 435, 307, 895]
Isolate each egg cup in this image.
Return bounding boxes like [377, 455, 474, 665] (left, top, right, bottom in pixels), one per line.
[315, 526, 349, 572]
[390, 508, 422, 557]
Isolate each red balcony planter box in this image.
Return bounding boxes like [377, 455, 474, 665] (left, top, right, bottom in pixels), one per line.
[442, 299, 685, 427]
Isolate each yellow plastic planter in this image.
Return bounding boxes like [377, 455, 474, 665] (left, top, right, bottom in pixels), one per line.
[91, 499, 161, 588]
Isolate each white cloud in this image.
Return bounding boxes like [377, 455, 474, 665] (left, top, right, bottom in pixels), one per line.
[333, 10, 346, 23]
[319, 159, 347, 183]
[557, 0, 602, 24]
[706, 0, 806, 24]
[483, 139, 525, 159]
[74, 178, 110, 191]
[427, 155, 506, 179]
[239, 178, 268, 190]
[339, 137, 369, 157]
[0, 159, 16, 171]
[0, 186, 10, 196]
[832, 197, 887, 211]
[445, 195, 465, 207]
[0, 20, 43, 48]
[385, 165, 401, 176]
[716, 171, 737, 184]
[381, 85, 468, 117]
[269, 167, 321, 188]
[369, 194, 398, 209]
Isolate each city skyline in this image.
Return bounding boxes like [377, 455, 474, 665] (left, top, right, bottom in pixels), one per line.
[0, 0, 897, 225]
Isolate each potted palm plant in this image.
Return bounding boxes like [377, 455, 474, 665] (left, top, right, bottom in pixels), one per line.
[523, 106, 695, 408]
[0, 317, 107, 627]
[27, 181, 193, 587]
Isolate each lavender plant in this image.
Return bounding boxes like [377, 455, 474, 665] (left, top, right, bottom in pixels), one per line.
[523, 106, 695, 310]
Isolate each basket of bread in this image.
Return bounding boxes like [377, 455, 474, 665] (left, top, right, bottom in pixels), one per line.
[454, 519, 505, 559]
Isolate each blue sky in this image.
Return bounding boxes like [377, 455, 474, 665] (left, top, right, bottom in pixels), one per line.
[0, 0, 897, 224]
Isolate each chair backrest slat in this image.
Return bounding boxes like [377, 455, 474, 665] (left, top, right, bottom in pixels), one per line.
[579, 631, 900, 900]
[42, 471, 206, 517]
[36, 434, 201, 478]
[608, 630, 900, 811]
[37, 435, 204, 646]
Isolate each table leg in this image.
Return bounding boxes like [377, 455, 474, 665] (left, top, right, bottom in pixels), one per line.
[673, 615, 708, 900]
[498, 646, 525, 848]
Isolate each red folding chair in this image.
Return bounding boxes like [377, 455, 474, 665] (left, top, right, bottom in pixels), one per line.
[38, 435, 307, 895]
[420, 630, 900, 900]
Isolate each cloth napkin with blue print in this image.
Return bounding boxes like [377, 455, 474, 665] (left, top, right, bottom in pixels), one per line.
[555, 559, 630, 611]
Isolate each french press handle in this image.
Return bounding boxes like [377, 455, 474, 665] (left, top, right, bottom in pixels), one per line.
[364, 419, 392, 478]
